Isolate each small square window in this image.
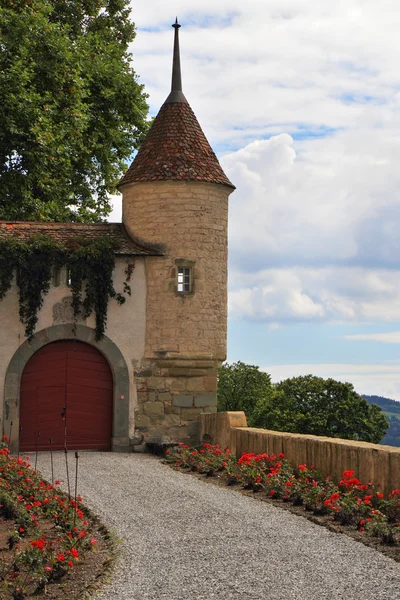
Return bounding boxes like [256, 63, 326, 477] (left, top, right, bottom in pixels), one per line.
[177, 266, 192, 293]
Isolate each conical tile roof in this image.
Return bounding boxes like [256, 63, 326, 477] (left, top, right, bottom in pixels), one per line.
[118, 21, 234, 190]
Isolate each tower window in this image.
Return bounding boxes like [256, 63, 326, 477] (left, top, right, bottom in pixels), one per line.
[177, 266, 191, 293]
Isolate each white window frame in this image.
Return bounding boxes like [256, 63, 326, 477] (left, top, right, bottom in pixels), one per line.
[177, 266, 192, 293]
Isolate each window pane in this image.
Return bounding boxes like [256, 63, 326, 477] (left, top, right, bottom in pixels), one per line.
[177, 266, 192, 293]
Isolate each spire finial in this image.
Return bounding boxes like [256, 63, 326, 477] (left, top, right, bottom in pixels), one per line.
[164, 18, 187, 104]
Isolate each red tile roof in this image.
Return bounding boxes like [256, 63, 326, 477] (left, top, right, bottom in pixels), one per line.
[0, 221, 163, 256]
[118, 102, 235, 189]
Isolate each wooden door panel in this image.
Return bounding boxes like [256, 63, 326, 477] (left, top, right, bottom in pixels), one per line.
[20, 340, 113, 451]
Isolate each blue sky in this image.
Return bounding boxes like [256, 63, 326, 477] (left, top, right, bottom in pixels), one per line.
[110, 0, 400, 400]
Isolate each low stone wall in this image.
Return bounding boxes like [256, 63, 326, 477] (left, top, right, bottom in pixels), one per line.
[199, 412, 400, 497]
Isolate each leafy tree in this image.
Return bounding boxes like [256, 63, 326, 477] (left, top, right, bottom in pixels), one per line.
[217, 364, 389, 443]
[217, 361, 272, 423]
[0, 0, 149, 222]
[252, 375, 389, 444]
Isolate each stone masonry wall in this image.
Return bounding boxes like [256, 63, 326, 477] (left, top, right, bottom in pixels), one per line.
[122, 180, 233, 445]
[122, 180, 231, 359]
[132, 358, 220, 448]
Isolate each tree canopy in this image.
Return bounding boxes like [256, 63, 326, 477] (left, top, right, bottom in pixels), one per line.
[0, 0, 149, 222]
[217, 363, 389, 444]
[216, 361, 271, 421]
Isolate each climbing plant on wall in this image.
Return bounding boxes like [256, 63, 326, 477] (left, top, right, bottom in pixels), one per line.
[0, 235, 127, 340]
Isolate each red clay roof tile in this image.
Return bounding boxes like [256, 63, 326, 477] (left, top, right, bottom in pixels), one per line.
[118, 102, 235, 189]
[0, 221, 163, 256]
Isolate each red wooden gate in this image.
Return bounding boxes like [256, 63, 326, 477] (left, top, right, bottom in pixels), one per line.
[19, 341, 113, 451]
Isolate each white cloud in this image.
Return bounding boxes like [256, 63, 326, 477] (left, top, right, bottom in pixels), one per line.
[223, 129, 400, 324]
[262, 363, 400, 399]
[129, 0, 400, 145]
[345, 332, 400, 343]
[115, 2, 400, 327]
[228, 267, 400, 323]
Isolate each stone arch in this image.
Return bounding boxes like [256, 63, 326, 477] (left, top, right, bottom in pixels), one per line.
[4, 324, 130, 453]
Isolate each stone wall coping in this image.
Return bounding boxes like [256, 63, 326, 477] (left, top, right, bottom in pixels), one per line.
[237, 427, 400, 453]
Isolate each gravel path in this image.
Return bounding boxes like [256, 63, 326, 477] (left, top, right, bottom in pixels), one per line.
[36, 452, 400, 600]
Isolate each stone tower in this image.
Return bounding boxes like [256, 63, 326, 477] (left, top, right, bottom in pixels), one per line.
[119, 20, 235, 446]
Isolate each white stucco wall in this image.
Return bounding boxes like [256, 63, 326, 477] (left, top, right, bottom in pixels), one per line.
[0, 256, 147, 435]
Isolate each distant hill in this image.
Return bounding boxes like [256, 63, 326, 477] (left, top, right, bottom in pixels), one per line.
[363, 395, 400, 447]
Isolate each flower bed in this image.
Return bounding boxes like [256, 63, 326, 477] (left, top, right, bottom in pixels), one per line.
[0, 436, 101, 599]
[165, 443, 400, 547]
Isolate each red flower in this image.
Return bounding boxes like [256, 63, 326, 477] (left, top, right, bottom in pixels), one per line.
[30, 538, 45, 551]
[298, 464, 307, 472]
[342, 470, 355, 479]
[57, 554, 65, 562]
[71, 548, 79, 559]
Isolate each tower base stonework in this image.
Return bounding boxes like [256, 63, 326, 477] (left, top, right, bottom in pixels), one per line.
[132, 358, 220, 449]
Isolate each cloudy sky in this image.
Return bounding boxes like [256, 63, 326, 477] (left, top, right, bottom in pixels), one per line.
[112, 0, 400, 400]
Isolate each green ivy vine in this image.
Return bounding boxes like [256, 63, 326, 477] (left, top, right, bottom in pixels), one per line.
[0, 234, 128, 340]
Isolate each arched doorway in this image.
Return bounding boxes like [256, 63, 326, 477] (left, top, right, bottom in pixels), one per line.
[19, 340, 113, 451]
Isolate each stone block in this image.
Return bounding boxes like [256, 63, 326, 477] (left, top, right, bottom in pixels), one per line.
[165, 405, 181, 415]
[165, 378, 186, 391]
[180, 407, 203, 420]
[167, 425, 189, 441]
[144, 402, 165, 416]
[173, 395, 194, 408]
[147, 377, 166, 390]
[203, 406, 217, 414]
[203, 376, 218, 392]
[135, 413, 151, 429]
[137, 392, 148, 405]
[186, 377, 206, 392]
[149, 413, 165, 425]
[194, 393, 217, 408]
[134, 369, 153, 377]
[148, 392, 157, 402]
[159, 392, 172, 402]
[163, 414, 181, 427]
[167, 368, 192, 377]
